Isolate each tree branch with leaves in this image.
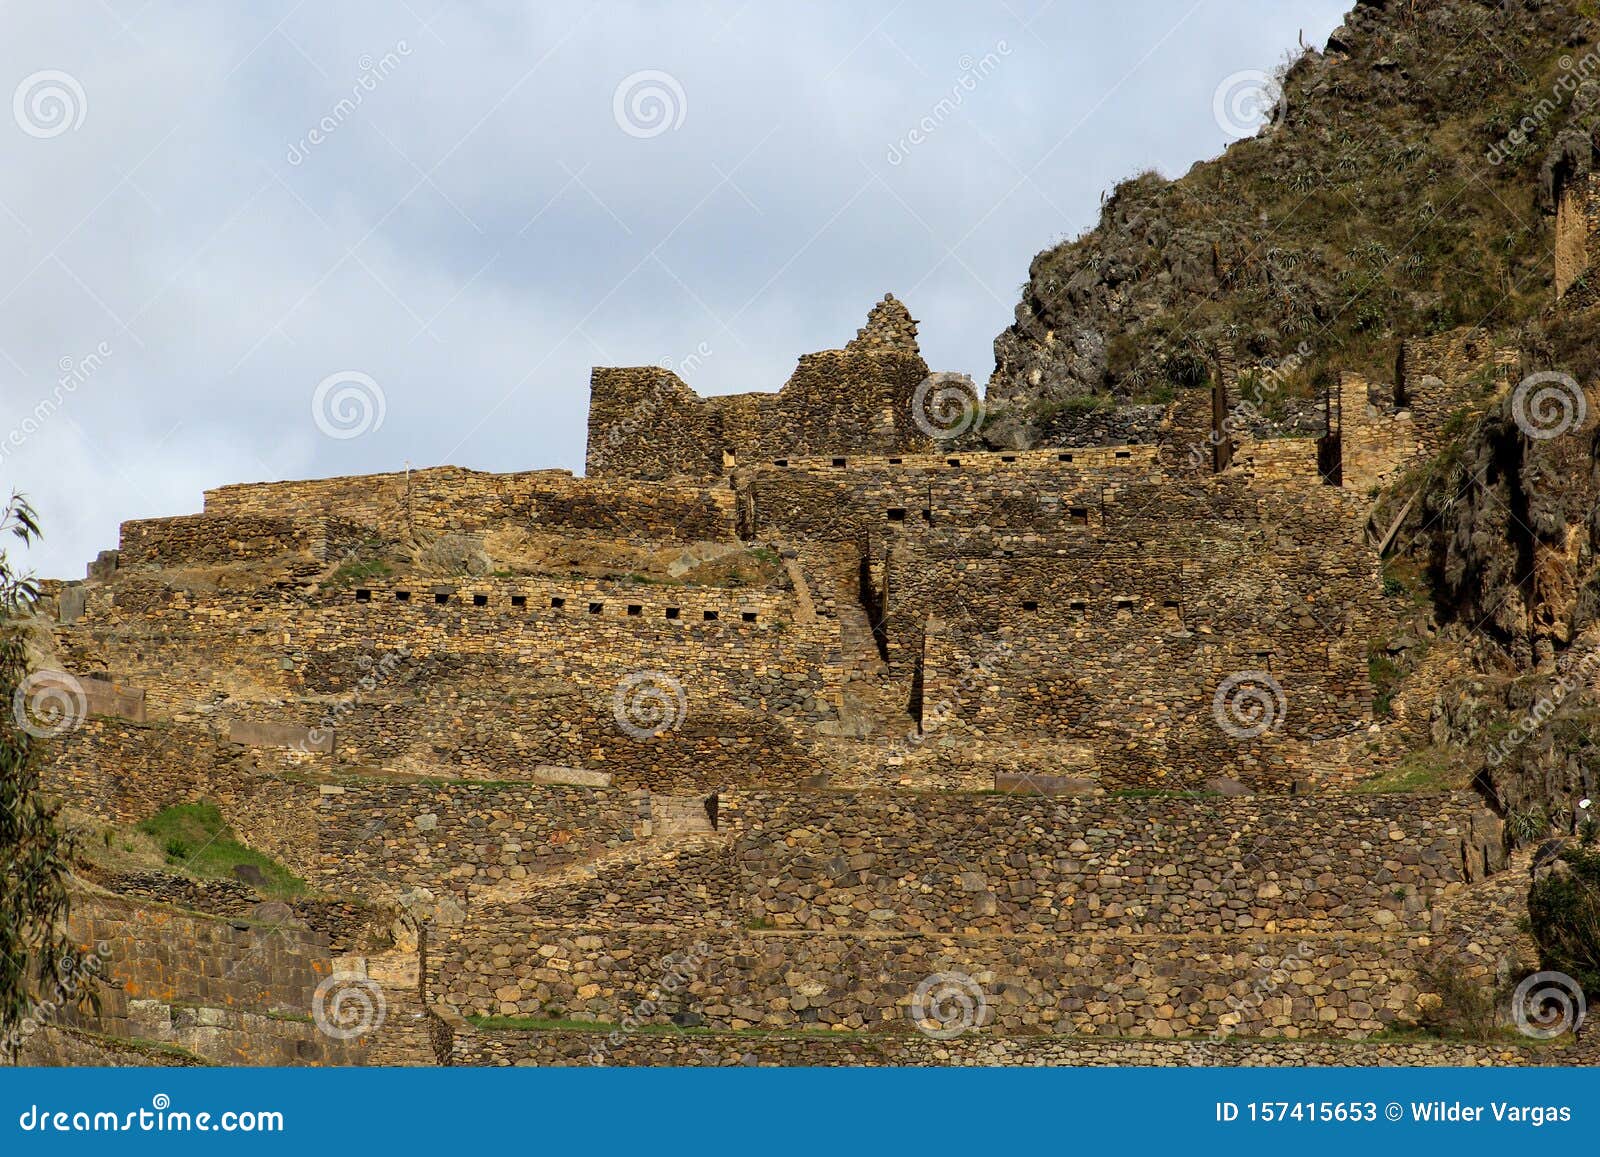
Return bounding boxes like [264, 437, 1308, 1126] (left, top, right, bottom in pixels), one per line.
[0, 494, 97, 1060]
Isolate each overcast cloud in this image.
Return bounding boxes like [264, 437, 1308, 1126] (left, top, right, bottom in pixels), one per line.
[0, 0, 1351, 577]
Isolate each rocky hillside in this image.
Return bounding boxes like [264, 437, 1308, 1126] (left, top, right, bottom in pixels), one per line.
[1389, 367, 1600, 830]
[983, 0, 1600, 842]
[986, 0, 1597, 446]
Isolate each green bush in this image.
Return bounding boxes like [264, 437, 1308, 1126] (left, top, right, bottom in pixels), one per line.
[1415, 958, 1505, 1041]
[1527, 843, 1600, 999]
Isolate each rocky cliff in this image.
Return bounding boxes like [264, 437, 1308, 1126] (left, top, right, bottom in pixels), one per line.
[987, 0, 1595, 447]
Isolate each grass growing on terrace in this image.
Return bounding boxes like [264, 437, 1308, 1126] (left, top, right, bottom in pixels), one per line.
[136, 802, 307, 899]
[1354, 746, 1471, 794]
[326, 558, 393, 589]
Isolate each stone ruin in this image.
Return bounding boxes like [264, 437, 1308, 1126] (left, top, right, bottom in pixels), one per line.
[22, 291, 1573, 1068]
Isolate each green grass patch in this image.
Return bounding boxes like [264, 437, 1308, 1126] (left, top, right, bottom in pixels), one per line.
[136, 803, 307, 898]
[326, 559, 392, 589]
[1355, 747, 1471, 794]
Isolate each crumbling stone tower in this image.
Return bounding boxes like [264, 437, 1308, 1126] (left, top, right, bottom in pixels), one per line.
[586, 295, 934, 480]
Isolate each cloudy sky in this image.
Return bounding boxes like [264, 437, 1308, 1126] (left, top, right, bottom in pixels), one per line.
[1, 0, 1351, 577]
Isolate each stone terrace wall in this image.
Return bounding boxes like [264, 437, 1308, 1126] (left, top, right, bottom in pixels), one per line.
[203, 467, 737, 543]
[883, 480, 1385, 777]
[40, 721, 327, 878]
[42, 718, 220, 826]
[60, 893, 362, 1065]
[312, 696, 818, 791]
[313, 780, 646, 899]
[19, 1027, 210, 1066]
[347, 577, 797, 625]
[454, 1027, 1577, 1068]
[53, 582, 839, 730]
[723, 792, 1495, 937]
[121, 512, 300, 568]
[77, 868, 388, 954]
[745, 445, 1162, 473]
[435, 924, 1455, 1038]
[734, 449, 1163, 541]
[118, 514, 374, 572]
[430, 791, 1510, 1038]
[1035, 402, 1169, 448]
[916, 620, 1368, 791]
[450, 791, 1498, 937]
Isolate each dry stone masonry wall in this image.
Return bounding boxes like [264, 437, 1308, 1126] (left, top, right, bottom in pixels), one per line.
[30, 294, 1545, 1065]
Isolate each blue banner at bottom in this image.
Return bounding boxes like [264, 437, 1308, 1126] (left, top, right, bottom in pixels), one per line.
[1, 1066, 1594, 1155]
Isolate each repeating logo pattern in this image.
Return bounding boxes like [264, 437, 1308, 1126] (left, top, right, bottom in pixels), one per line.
[1511, 371, 1587, 441]
[612, 670, 688, 739]
[311, 973, 387, 1041]
[1511, 971, 1586, 1040]
[911, 372, 985, 440]
[312, 371, 386, 440]
[612, 70, 687, 138]
[909, 971, 988, 1039]
[1211, 670, 1287, 739]
[12, 670, 88, 739]
[1213, 69, 1284, 140]
[13, 70, 87, 139]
